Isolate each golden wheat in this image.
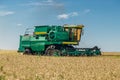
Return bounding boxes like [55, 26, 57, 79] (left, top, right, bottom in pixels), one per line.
[0, 50, 120, 80]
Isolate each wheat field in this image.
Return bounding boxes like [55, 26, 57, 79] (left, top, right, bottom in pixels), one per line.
[0, 50, 120, 80]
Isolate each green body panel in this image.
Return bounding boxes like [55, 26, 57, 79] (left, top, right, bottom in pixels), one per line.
[31, 36, 46, 51]
[18, 35, 63, 52]
[35, 26, 49, 32]
[30, 42, 45, 51]
[48, 31, 69, 41]
[18, 36, 24, 52]
[55, 32, 69, 41]
[19, 35, 45, 52]
[19, 36, 31, 50]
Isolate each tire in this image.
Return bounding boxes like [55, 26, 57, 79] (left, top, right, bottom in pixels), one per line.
[23, 48, 32, 55]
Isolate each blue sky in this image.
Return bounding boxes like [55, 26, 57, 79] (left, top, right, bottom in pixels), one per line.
[0, 0, 120, 52]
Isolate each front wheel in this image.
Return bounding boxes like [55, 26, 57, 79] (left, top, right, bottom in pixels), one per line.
[46, 49, 61, 56]
[45, 45, 62, 56]
[23, 48, 32, 55]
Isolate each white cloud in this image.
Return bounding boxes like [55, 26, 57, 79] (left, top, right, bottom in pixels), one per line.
[24, 0, 63, 7]
[57, 14, 69, 19]
[84, 9, 91, 14]
[57, 12, 78, 20]
[0, 11, 15, 16]
[57, 9, 91, 20]
[80, 9, 91, 16]
[83, 9, 90, 14]
[17, 24, 23, 26]
[25, 0, 53, 6]
[21, 0, 64, 14]
[71, 12, 78, 16]
[26, 2, 47, 6]
[45, 0, 53, 3]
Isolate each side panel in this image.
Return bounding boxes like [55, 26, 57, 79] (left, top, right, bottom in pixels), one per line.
[18, 36, 24, 52]
[18, 35, 45, 52]
[34, 26, 49, 33]
[18, 35, 62, 52]
[30, 37, 46, 51]
[18, 35, 31, 52]
[55, 32, 69, 41]
[21, 36, 31, 48]
[31, 42, 45, 51]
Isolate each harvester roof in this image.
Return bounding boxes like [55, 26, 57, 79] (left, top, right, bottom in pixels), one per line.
[63, 24, 84, 29]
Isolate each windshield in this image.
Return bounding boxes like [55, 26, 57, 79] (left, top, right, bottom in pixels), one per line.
[24, 28, 34, 35]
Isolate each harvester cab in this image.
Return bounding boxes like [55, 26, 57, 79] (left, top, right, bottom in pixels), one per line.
[63, 24, 84, 43]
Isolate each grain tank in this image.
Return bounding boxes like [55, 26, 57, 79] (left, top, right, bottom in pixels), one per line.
[18, 24, 101, 56]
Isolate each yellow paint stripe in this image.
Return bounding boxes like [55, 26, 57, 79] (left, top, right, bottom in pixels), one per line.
[62, 42, 78, 44]
[35, 32, 47, 35]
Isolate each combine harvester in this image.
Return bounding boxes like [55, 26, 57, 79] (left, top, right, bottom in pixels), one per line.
[18, 24, 101, 56]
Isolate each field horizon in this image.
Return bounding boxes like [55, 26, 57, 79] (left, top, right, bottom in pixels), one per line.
[1, 49, 120, 55]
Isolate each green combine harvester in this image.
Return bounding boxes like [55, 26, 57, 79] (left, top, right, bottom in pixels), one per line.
[18, 24, 101, 56]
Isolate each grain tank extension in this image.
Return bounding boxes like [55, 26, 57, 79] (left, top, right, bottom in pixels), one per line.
[18, 24, 101, 56]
